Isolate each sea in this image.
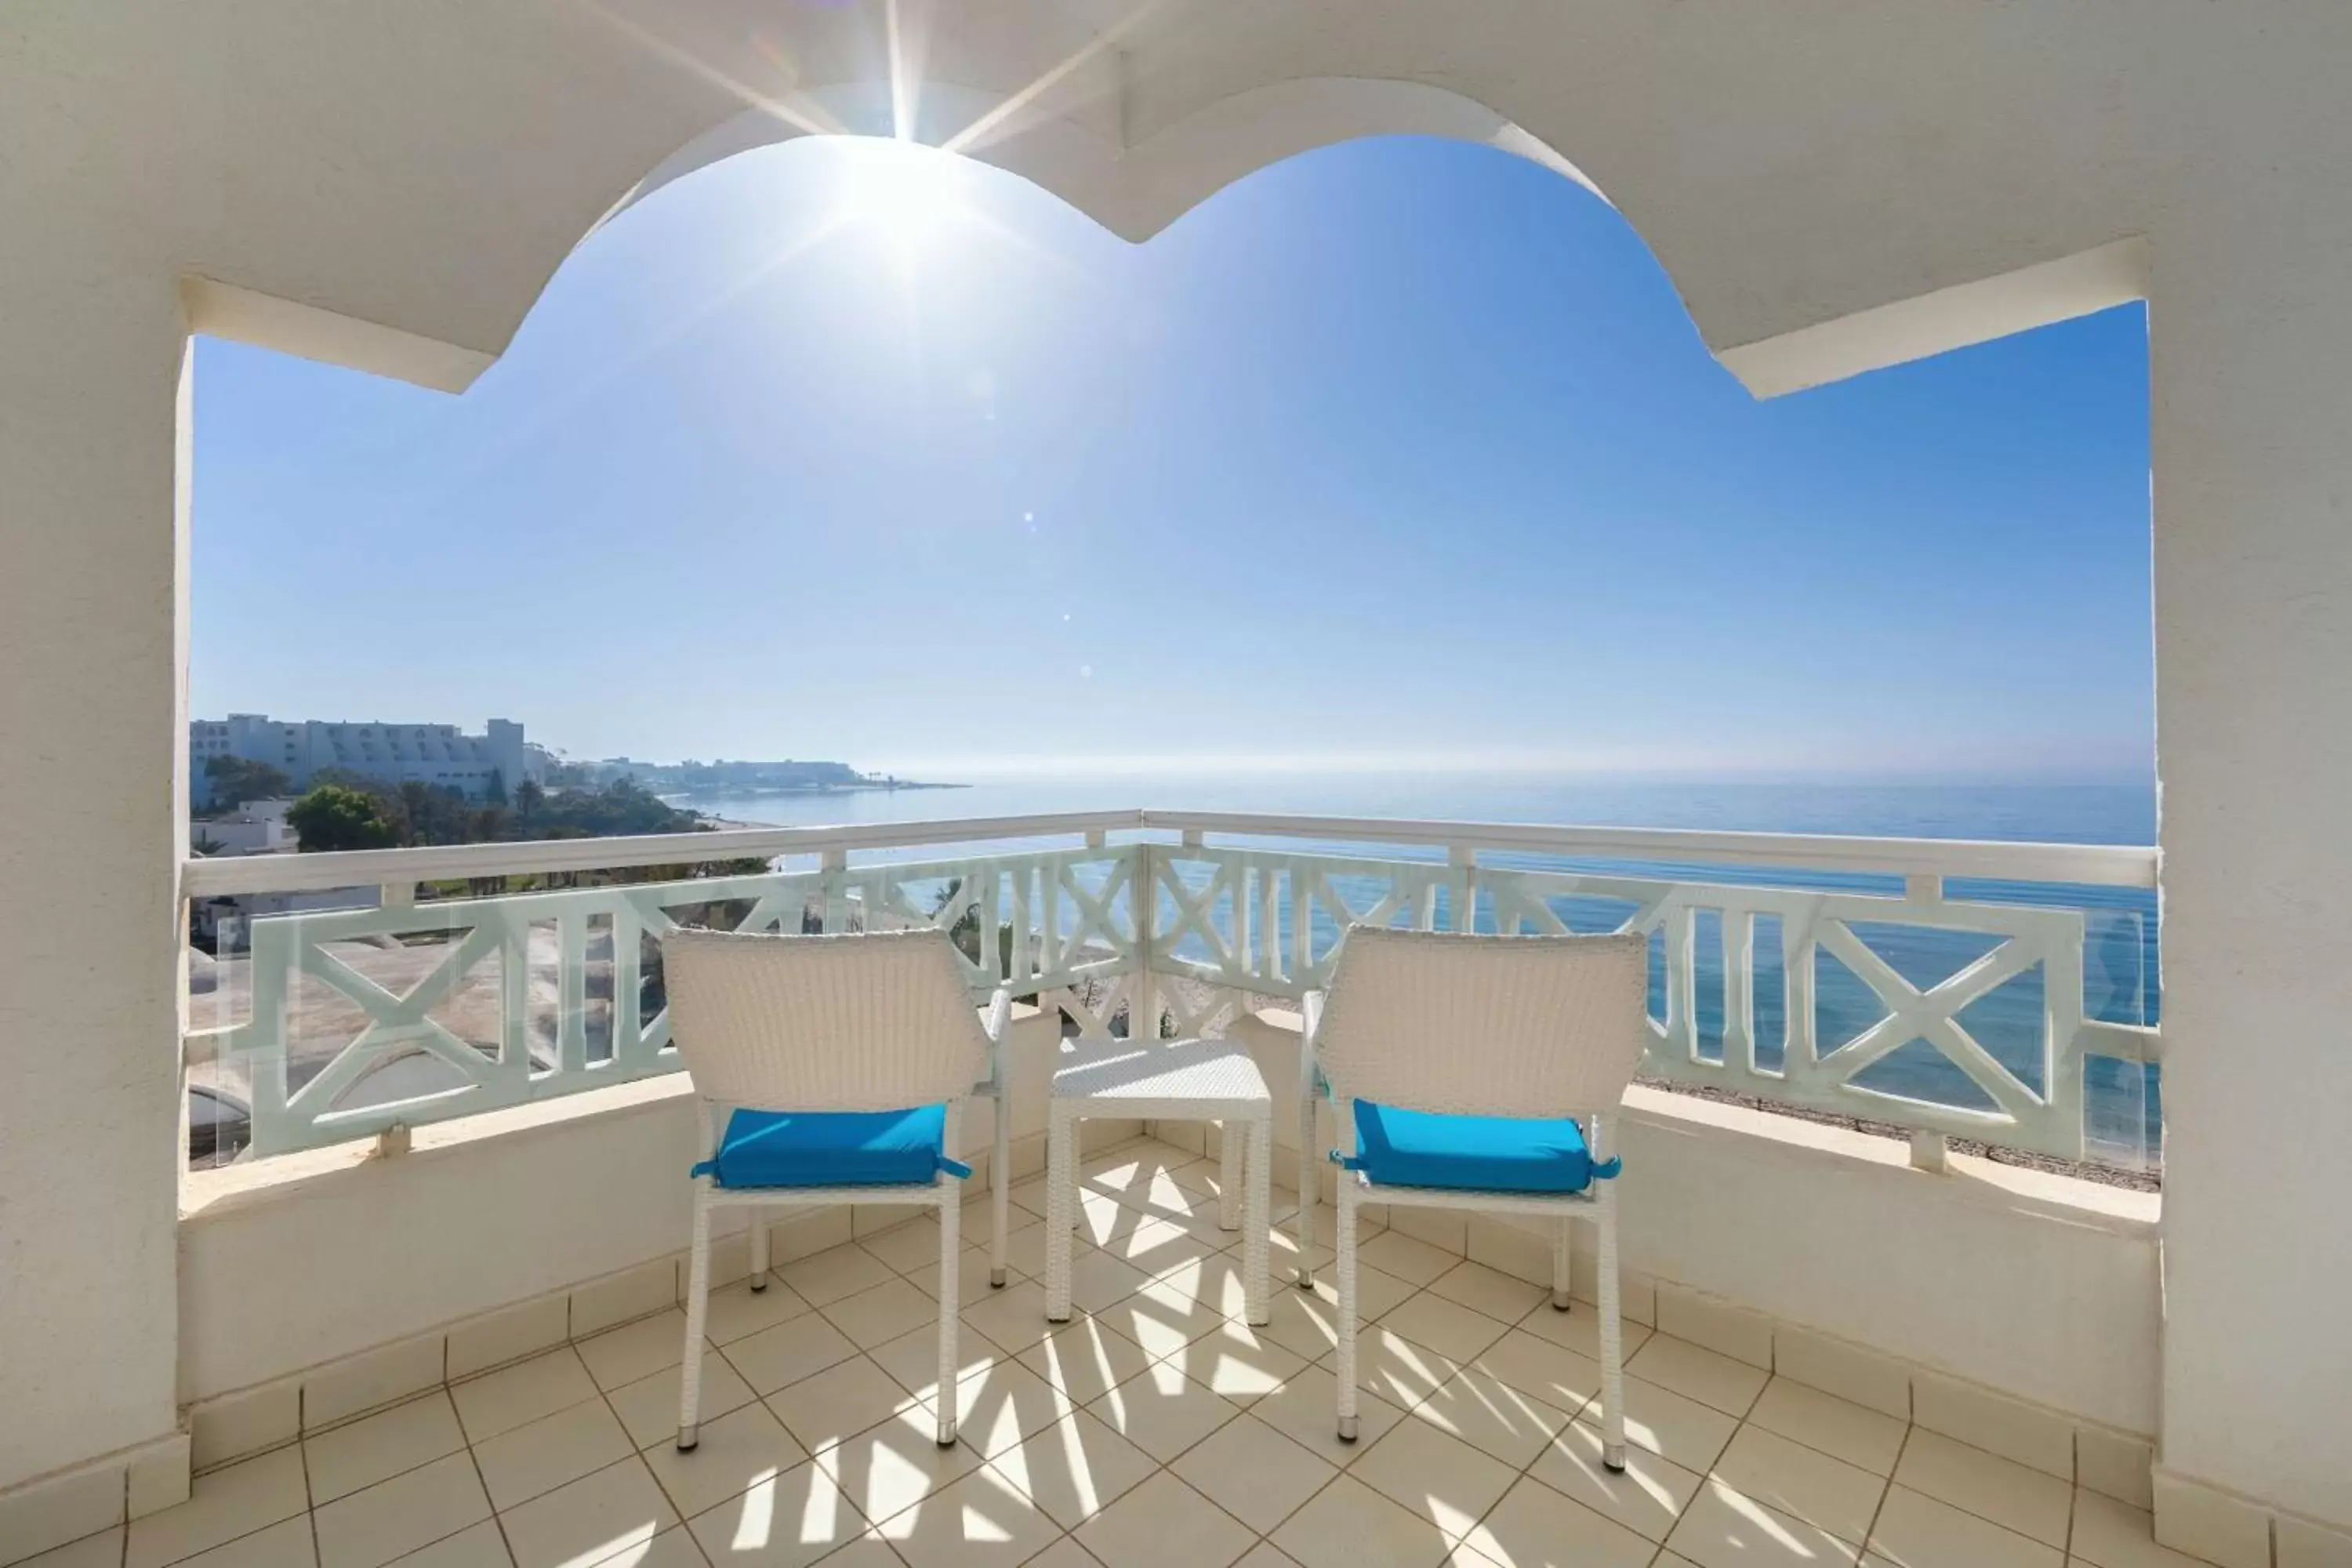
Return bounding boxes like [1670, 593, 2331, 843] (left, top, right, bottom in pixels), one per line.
[668, 774, 2163, 1168]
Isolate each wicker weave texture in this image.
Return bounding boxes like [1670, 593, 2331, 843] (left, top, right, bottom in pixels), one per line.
[1315, 926, 1649, 1118]
[661, 927, 989, 1109]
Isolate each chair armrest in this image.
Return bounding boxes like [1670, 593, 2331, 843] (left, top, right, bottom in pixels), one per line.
[1299, 990, 1327, 1103]
[978, 987, 1014, 1096]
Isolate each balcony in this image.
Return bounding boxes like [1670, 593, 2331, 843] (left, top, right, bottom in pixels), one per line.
[18, 811, 2204, 1566]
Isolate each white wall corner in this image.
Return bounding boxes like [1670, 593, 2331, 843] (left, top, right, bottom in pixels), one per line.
[1715, 236, 2150, 399]
[178, 276, 495, 395]
[2152, 1466, 2277, 1568]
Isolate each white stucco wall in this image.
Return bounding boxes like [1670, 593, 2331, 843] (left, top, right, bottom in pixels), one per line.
[179, 1031, 2157, 1442]
[8, 0, 2352, 1525]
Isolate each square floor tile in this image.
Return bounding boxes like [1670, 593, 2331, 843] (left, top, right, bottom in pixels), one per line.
[1251, 1287, 1345, 1365]
[1664, 1477, 1861, 1568]
[724, 1315, 862, 1397]
[702, 1280, 815, 1348]
[1018, 1320, 1156, 1406]
[873, 1462, 1065, 1568]
[1322, 1326, 1462, 1412]
[1425, 1263, 1546, 1327]
[1409, 1367, 1572, 1468]
[684, 1460, 865, 1567]
[869, 1319, 1004, 1403]
[1457, 1475, 1658, 1568]
[498, 1456, 681, 1568]
[779, 1245, 898, 1308]
[1512, 1305, 1649, 1366]
[1356, 1232, 1461, 1287]
[1708, 1425, 1886, 1546]
[1074, 1472, 1255, 1568]
[1029, 1537, 1112, 1568]
[811, 1406, 985, 1526]
[20, 1529, 126, 1568]
[1091, 1282, 1229, 1363]
[1250, 1366, 1407, 1468]
[983, 1410, 1159, 1530]
[764, 1356, 919, 1454]
[1158, 1323, 1309, 1405]
[940, 1360, 1080, 1459]
[1062, 1251, 1155, 1316]
[178, 1515, 318, 1568]
[1350, 1417, 1518, 1544]
[305, 1392, 466, 1505]
[1096, 1218, 1218, 1279]
[1527, 1420, 1701, 1544]
[126, 1446, 310, 1568]
[964, 1280, 1070, 1356]
[472, 1395, 636, 1512]
[1270, 1474, 1452, 1568]
[1865, 1484, 2060, 1568]
[1893, 1430, 2071, 1548]
[614, 1352, 758, 1450]
[1377, 1295, 1512, 1366]
[387, 1519, 514, 1566]
[1083, 1360, 1242, 1463]
[818, 1278, 943, 1352]
[577, 1310, 692, 1392]
[1573, 1375, 1738, 1474]
[1170, 1416, 1338, 1534]
[1467, 1330, 1599, 1422]
[902, 1250, 1005, 1308]
[860, 1216, 953, 1275]
[450, 1349, 600, 1444]
[311, 1451, 492, 1568]
[643, 1402, 811, 1523]
[1624, 1335, 1767, 1418]
[1744, 1378, 1907, 1477]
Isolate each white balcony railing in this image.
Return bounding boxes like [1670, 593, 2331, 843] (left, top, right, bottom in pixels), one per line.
[181, 810, 2161, 1167]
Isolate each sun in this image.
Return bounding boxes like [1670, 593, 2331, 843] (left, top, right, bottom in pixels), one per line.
[834, 139, 967, 251]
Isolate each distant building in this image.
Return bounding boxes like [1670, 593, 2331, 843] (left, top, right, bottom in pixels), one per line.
[191, 797, 297, 856]
[190, 714, 546, 805]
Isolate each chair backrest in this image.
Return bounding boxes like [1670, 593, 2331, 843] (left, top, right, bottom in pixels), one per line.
[1315, 926, 1650, 1118]
[661, 927, 989, 1110]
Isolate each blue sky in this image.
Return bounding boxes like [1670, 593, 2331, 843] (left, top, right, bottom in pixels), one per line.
[191, 134, 2152, 783]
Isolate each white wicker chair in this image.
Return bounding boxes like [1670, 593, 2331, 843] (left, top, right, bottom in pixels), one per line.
[1298, 926, 1647, 1465]
[662, 927, 1012, 1450]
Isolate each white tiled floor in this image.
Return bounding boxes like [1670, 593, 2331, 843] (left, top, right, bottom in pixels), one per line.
[39, 1139, 2217, 1568]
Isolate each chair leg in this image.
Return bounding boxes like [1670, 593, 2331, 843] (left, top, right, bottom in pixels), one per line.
[677, 1189, 713, 1451]
[1243, 1116, 1272, 1326]
[748, 1202, 770, 1293]
[990, 1091, 1011, 1289]
[1044, 1106, 1075, 1323]
[1296, 1089, 1317, 1289]
[1553, 1213, 1573, 1311]
[1334, 1173, 1359, 1442]
[1218, 1120, 1243, 1232]
[935, 1183, 961, 1446]
[1597, 1192, 1627, 1472]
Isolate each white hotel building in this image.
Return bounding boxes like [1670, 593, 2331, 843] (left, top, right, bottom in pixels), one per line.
[188, 714, 541, 805]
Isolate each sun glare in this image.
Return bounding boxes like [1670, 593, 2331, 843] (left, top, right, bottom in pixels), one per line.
[835, 141, 967, 251]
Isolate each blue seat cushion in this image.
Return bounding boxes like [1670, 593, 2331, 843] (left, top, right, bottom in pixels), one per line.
[1348, 1102, 1613, 1193]
[693, 1104, 967, 1189]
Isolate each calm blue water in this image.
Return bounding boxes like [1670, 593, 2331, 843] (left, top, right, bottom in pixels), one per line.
[674, 775, 2161, 1167]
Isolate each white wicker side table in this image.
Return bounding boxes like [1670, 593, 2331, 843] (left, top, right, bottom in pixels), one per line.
[1045, 1036, 1272, 1326]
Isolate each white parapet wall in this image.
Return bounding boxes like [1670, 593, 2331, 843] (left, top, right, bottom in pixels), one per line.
[176, 1005, 2158, 1449]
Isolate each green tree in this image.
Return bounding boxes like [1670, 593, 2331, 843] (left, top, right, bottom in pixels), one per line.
[201, 756, 291, 812]
[286, 784, 398, 851]
[514, 778, 546, 825]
